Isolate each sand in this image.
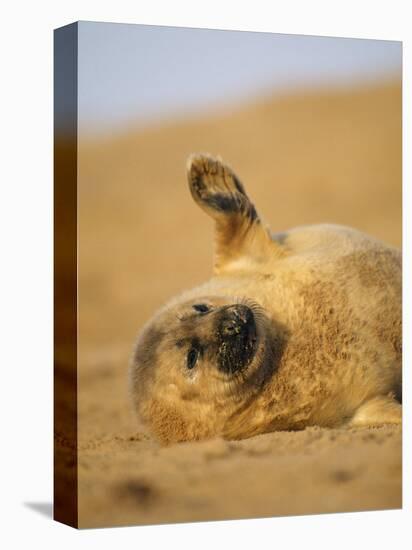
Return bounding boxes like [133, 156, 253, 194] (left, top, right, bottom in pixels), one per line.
[71, 80, 401, 528]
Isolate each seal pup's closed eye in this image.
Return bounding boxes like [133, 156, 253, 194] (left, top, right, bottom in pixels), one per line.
[130, 153, 402, 445]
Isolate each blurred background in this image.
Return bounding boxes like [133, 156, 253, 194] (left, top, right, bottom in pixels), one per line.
[76, 22, 402, 526]
[78, 22, 401, 135]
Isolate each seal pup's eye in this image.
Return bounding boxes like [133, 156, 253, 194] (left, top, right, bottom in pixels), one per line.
[187, 348, 199, 370]
[193, 304, 210, 313]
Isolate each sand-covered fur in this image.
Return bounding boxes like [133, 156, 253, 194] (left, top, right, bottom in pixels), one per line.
[130, 154, 402, 444]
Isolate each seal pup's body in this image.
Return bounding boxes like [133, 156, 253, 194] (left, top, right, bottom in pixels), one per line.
[130, 154, 402, 444]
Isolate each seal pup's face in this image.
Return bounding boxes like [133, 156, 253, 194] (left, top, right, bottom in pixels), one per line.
[130, 296, 276, 444]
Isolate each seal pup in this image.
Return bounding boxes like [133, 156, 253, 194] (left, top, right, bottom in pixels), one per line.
[130, 154, 402, 444]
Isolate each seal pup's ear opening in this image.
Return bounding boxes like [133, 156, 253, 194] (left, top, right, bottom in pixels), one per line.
[186, 153, 286, 275]
[146, 398, 213, 445]
[146, 399, 191, 445]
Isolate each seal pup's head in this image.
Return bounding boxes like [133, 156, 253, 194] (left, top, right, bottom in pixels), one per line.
[129, 295, 280, 444]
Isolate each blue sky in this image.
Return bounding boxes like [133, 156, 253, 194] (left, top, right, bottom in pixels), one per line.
[77, 21, 401, 134]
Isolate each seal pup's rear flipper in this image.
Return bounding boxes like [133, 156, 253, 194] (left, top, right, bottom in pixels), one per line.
[346, 394, 402, 427]
[187, 153, 285, 274]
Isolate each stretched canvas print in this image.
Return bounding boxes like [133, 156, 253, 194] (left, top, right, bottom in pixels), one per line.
[54, 21, 402, 529]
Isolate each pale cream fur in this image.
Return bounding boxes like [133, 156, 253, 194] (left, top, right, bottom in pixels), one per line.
[130, 154, 402, 444]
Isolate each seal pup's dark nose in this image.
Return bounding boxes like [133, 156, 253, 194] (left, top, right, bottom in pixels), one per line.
[217, 305, 257, 374]
[220, 304, 254, 336]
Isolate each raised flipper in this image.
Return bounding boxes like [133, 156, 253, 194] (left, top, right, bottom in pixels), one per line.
[187, 153, 285, 274]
